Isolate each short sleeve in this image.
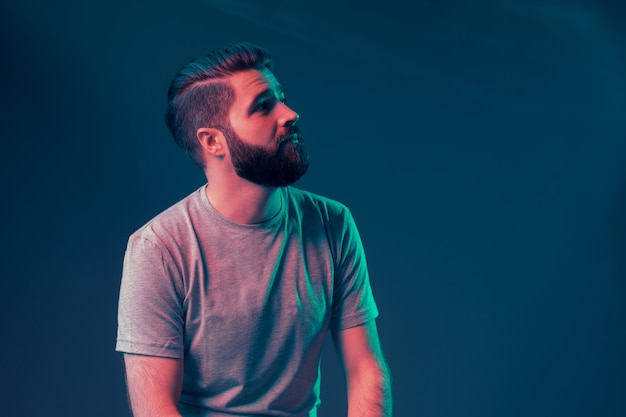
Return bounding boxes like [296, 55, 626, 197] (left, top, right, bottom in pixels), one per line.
[330, 208, 379, 331]
[116, 236, 185, 358]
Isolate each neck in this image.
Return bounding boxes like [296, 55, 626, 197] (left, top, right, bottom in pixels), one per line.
[204, 178, 282, 225]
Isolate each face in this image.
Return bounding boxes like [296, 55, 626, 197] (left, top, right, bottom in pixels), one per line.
[223, 69, 309, 187]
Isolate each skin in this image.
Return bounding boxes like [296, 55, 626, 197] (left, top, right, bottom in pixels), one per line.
[124, 354, 183, 417]
[333, 321, 393, 417]
[124, 68, 392, 417]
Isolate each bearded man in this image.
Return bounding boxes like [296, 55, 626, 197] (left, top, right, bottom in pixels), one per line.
[116, 42, 392, 417]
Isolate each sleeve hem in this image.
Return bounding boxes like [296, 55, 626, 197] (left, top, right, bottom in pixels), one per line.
[115, 340, 184, 359]
[330, 307, 379, 331]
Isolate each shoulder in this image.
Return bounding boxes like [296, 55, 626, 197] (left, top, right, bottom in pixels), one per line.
[285, 187, 351, 220]
[284, 187, 360, 246]
[128, 186, 205, 247]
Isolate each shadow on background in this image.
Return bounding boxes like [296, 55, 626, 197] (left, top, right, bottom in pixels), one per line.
[1, 0, 625, 416]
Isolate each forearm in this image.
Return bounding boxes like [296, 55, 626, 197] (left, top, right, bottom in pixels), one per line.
[127, 383, 183, 417]
[347, 361, 392, 417]
[124, 354, 184, 417]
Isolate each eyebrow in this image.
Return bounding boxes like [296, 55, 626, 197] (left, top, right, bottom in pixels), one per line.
[248, 85, 285, 114]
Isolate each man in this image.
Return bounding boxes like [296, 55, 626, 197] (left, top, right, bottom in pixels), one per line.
[116, 42, 392, 417]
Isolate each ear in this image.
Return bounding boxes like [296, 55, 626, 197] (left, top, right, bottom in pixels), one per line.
[196, 127, 226, 157]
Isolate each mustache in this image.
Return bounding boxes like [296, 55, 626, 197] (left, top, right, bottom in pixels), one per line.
[277, 126, 303, 146]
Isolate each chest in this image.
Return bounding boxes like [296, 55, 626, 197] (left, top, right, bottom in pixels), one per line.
[182, 227, 335, 346]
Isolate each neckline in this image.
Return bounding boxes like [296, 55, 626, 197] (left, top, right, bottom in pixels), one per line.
[199, 185, 286, 230]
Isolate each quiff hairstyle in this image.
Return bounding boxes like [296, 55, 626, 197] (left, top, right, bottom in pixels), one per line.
[165, 42, 273, 168]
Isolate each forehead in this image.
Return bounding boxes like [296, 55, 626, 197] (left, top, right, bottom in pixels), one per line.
[228, 68, 281, 102]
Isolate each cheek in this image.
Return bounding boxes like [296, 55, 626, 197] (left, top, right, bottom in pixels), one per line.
[253, 125, 278, 144]
[231, 117, 278, 144]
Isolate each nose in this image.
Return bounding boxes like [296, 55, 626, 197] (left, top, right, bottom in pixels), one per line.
[281, 103, 299, 127]
[287, 112, 300, 127]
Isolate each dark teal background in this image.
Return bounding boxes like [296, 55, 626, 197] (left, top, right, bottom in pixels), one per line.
[1, 1, 625, 416]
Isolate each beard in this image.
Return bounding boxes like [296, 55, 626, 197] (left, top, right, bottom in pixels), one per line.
[222, 123, 310, 187]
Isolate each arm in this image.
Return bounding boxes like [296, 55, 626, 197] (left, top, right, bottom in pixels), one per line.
[123, 353, 184, 417]
[332, 320, 393, 417]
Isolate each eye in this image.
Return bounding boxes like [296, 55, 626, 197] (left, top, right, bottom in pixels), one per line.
[255, 98, 275, 113]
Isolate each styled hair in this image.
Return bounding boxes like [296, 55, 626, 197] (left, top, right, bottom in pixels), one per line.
[165, 42, 273, 168]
